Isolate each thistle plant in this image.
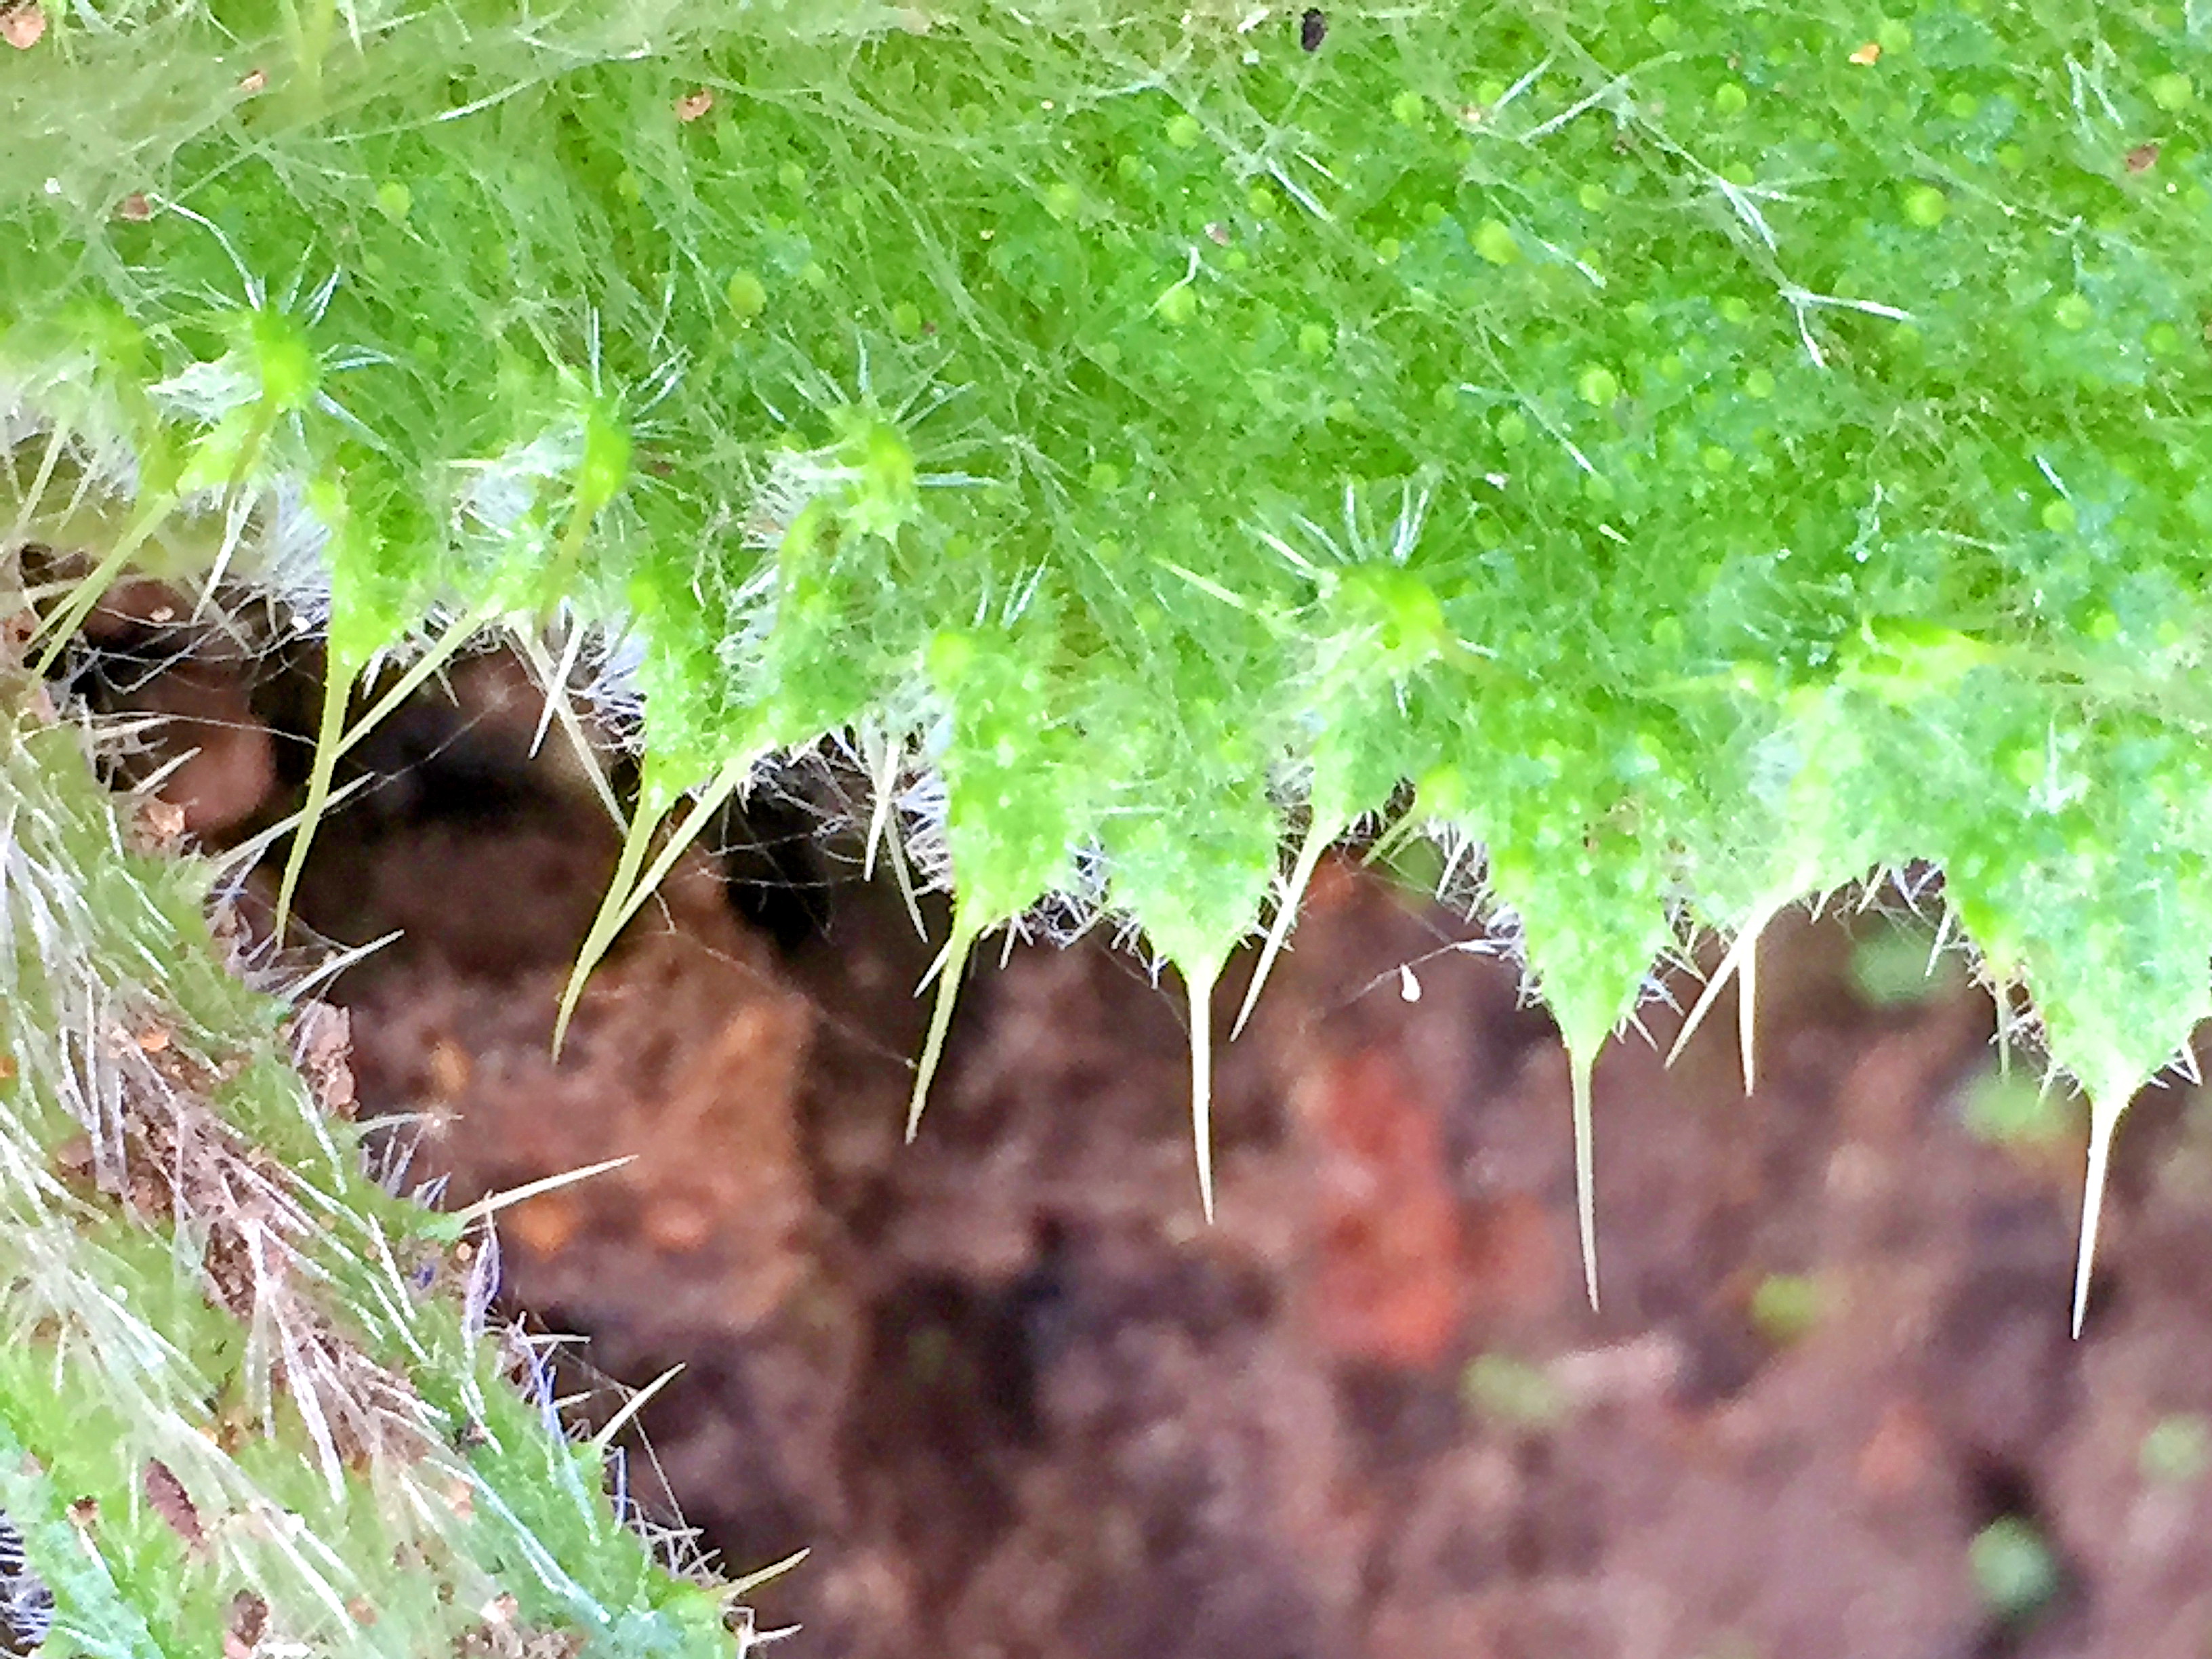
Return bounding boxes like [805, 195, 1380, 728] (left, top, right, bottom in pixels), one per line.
[0, 631, 760, 1655]
[5, 0, 2212, 1434]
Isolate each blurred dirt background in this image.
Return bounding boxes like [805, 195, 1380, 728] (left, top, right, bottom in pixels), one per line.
[56, 583, 2212, 1659]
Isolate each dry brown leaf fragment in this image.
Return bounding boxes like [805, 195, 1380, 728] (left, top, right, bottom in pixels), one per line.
[117, 193, 154, 222]
[142, 1460, 205, 1549]
[2127, 142, 2160, 173]
[137, 1027, 171, 1054]
[1, 2, 47, 50]
[676, 89, 713, 121]
[223, 1593, 269, 1659]
[1849, 39, 1881, 64]
[239, 67, 266, 93]
[136, 797, 188, 849]
[52, 1135, 90, 1179]
[292, 1002, 359, 1117]
[428, 1037, 472, 1101]
[295, 1002, 349, 1063]
[457, 1616, 585, 1659]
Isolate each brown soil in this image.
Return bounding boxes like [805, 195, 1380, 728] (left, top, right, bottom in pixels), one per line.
[68, 607, 2212, 1659]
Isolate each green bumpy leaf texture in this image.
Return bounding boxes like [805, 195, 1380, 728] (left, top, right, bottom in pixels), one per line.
[7, 0, 2212, 1108]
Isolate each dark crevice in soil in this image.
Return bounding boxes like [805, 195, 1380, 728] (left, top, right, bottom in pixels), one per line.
[714, 785, 838, 957]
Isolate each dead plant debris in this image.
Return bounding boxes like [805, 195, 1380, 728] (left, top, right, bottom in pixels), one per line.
[1, 2, 46, 50]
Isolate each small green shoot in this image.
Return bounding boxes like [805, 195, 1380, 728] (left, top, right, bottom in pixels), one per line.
[2139, 1414, 2211, 1486]
[1748, 1273, 1822, 1347]
[1461, 1353, 1567, 1431]
[1968, 1516, 2060, 1623]
[1848, 919, 1967, 1010]
[1961, 1070, 2074, 1150]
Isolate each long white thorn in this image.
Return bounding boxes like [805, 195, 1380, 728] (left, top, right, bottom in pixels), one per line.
[861, 727, 901, 884]
[1738, 920, 1760, 1097]
[462, 1155, 638, 1225]
[1229, 815, 1334, 1040]
[1570, 1047, 1599, 1309]
[590, 1363, 684, 1457]
[726, 1547, 812, 1601]
[1666, 897, 1782, 1091]
[1189, 961, 1221, 1223]
[2072, 1093, 2125, 1339]
[881, 810, 929, 941]
[516, 626, 626, 831]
